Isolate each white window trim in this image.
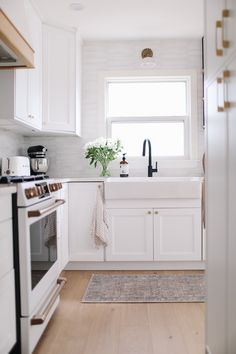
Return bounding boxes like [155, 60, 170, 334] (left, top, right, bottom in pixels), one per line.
[98, 69, 198, 160]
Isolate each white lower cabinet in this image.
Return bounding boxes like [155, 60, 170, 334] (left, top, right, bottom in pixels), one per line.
[68, 182, 202, 265]
[0, 270, 16, 354]
[154, 208, 201, 261]
[106, 209, 153, 261]
[106, 207, 201, 262]
[0, 190, 16, 354]
[68, 183, 104, 261]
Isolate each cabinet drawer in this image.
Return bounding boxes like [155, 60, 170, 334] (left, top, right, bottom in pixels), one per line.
[0, 220, 13, 279]
[0, 194, 12, 222]
[0, 270, 16, 354]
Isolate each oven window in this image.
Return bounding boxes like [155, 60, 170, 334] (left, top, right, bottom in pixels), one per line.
[30, 211, 57, 289]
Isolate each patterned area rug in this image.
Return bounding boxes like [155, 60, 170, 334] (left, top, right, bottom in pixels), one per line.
[82, 274, 205, 303]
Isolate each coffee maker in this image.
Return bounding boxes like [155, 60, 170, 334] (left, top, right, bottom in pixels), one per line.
[27, 145, 49, 175]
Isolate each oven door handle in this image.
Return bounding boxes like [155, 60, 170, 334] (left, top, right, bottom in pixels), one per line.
[31, 277, 67, 325]
[28, 199, 65, 217]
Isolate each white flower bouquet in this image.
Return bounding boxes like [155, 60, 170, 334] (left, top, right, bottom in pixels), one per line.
[84, 137, 123, 176]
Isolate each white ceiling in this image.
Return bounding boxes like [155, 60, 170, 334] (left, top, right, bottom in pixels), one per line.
[32, 0, 204, 40]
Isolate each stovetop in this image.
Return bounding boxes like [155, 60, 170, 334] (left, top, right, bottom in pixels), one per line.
[0, 175, 49, 184]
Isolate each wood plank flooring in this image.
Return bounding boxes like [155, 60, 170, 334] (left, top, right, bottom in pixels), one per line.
[34, 270, 205, 354]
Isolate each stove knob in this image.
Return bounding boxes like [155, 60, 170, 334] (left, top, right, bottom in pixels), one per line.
[49, 184, 55, 192]
[25, 188, 31, 199]
[37, 186, 42, 195]
[25, 187, 37, 199]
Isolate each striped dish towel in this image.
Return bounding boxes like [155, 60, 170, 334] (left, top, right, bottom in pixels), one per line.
[91, 185, 109, 248]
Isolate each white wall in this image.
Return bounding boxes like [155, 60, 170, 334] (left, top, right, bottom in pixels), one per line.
[25, 38, 204, 178]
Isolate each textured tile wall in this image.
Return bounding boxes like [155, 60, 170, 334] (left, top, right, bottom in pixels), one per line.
[9, 39, 204, 178]
[0, 130, 25, 157]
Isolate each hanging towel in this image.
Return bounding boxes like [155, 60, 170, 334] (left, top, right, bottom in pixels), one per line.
[91, 185, 109, 248]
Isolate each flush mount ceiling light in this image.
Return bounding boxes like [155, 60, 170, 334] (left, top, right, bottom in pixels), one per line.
[69, 2, 84, 11]
[141, 48, 156, 68]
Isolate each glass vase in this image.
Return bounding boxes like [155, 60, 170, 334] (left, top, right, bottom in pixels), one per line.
[100, 161, 111, 177]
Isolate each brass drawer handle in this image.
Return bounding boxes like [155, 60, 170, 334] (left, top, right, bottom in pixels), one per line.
[28, 199, 65, 217]
[31, 277, 67, 325]
[147, 211, 152, 215]
[154, 211, 158, 215]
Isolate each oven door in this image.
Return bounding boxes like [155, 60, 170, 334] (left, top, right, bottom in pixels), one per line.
[18, 197, 65, 316]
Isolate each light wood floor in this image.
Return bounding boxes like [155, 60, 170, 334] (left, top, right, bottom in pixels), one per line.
[34, 270, 205, 354]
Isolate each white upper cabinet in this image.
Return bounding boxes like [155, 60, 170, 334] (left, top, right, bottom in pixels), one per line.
[42, 23, 81, 135]
[0, 0, 42, 131]
[205, 0, 236, 82]
[15, 1, 42, 130]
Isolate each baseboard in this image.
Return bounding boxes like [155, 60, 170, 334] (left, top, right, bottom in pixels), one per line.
[65, 261, 205, 271]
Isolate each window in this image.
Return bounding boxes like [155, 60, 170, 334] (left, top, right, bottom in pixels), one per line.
[105, 73, 197, 159]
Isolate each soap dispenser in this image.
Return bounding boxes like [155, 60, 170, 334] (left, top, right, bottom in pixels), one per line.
[120, 153, 129, 177]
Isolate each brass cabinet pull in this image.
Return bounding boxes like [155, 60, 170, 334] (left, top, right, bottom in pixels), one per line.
[154, 211, 158, 215]
[215, 20, 223, 56]
[217, 76, 224, 112]
[217, 70, 230, 112]
[31, 277, 67, 325]
[147, 211, 152, 215]
[223, 70, 230, 109]
[222, 9, 230, 49]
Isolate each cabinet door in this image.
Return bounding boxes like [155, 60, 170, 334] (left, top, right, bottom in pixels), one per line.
[226, 56, 236, 354]
[14, 1, 42, 130]
[206, 75, 228, 354]
[205, 0, 226, 81]
[68, 183, 104, 261]
[106, 209, 153, 261]
[27, 1, 42, 130]
[15, 69, 28, 123]
[225, 0, 236, 60]
[42, 24, 76, 133]
[0, 270, 16, 354]
[154, 208, 201, 261]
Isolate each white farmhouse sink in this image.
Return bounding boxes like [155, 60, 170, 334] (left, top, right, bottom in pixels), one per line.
[104, 177, 202, 199]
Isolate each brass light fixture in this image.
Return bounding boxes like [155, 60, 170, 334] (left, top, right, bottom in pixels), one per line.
[141, 48, 156, 67]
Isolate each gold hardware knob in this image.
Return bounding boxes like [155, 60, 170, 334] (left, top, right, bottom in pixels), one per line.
[147, 211, 152, 215]
[155, 211, 158, 215]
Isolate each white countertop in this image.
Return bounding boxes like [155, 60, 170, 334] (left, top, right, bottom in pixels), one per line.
[0, 185, 17, 195]
[54, 177, 106, 183]
[54, 176, 203, 184]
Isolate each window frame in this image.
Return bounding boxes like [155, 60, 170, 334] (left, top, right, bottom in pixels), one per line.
[100, 69, 198, 160]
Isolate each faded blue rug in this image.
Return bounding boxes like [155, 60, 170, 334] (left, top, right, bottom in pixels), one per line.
[82, 274, 205, 303]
